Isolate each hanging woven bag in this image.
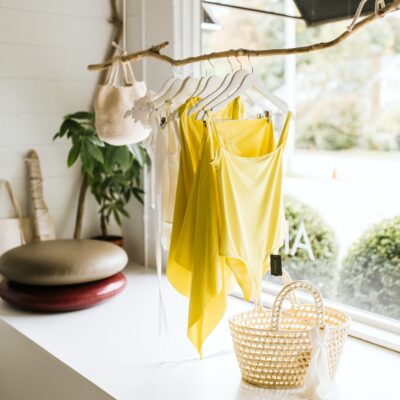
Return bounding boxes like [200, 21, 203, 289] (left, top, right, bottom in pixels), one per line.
[229, 279, 350, 389]
[94, 59, 149, 146]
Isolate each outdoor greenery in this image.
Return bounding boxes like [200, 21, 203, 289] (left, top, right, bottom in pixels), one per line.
[203, 2, 400, 320]
[203, 1, 400, 151]
[280, 195, 339, 298]
[337, 216, 400, 320]
[54, 111, 147, 237]
[296, 97, 361, 150]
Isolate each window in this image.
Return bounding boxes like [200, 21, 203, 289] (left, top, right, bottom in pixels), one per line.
[202, 1, 400, 327]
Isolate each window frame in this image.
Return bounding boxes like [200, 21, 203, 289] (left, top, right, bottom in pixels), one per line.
[231, 281, 400, 353]
[202, 2, 400, 352]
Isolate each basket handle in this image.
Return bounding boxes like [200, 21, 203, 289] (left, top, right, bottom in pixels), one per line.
[271, 281, 325, 331]
[281, 268, 300, 308]
[253, 268, 299, 312]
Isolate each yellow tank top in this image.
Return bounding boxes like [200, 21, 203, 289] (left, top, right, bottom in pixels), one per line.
[209, 113, 292, 300]
[181, 114, 290, 355]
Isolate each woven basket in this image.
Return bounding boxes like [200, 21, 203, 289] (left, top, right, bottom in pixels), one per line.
[229, 280, 350, 389]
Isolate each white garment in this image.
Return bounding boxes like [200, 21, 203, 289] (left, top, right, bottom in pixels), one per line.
[144, 101, 180, 251]
[137, 99, 180, 359]
[302, 326, 332, 400]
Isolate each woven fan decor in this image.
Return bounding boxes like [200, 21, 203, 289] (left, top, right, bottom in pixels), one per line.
[25, 150, 56, 241]
[229, 280, 350, 389]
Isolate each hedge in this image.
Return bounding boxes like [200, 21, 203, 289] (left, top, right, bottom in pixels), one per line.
[337, 216, 400, 319]
[280, 195, 339, 298]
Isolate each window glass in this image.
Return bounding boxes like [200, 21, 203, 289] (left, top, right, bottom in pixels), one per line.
[202, 0, 400, 320]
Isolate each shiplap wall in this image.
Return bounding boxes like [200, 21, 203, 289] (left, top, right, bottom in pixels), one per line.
[0, 1, 121, 242]
[0, 0, 200, 265]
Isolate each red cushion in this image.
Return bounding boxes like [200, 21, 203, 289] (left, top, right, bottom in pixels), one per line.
[0, 273, 127, 312]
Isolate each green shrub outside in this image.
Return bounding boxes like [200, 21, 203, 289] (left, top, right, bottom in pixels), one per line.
[337, 216, 400, 319]
[280, 195, 339, 298]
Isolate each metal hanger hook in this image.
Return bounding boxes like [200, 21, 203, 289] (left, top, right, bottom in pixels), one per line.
[202, 60, 208, 77]
[208, 57, 216, 75]
[235, 54, 243, 70]
[247, 54, 254, 74]
[227, 55, 234, 73]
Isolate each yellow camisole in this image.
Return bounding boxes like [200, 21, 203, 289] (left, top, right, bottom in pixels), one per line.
[173, 112, 290, 355]
[208, 113, 292, 300]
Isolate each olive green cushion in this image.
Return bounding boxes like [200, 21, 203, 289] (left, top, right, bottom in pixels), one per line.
[0, 239, 128, 286]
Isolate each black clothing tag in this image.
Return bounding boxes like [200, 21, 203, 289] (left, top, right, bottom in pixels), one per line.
[270, 254, 282, 276]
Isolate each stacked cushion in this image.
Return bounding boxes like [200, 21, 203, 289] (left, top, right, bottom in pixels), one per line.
[0, 239, 128, 311]
[0, 273, 127, 312]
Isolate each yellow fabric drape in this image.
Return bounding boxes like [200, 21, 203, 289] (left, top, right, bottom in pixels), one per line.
[167, 97, 244, 297]
[167, 98, 291, 355]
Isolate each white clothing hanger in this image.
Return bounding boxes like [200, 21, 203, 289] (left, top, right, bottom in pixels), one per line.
[192, 59, 222, 100]
[188, 72, 233, 117]
[189, 56, 237, 117]
[156, 76, 179, 98]
[132, 74, 183, 121]
[166, 75, 199, 108]
[195, 69, 250, 120]
[190, 60, 213, 98]
[195, 74, 223, 100]
[210, 72, 289, 116]
[152, 78, 184, 109]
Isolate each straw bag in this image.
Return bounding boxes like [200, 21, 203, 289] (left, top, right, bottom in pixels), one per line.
[0, 180, 33, 256]
[94, 59, 149, 146]
[229, 278, 350, 389]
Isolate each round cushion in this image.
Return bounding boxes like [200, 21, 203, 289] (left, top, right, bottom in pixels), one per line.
[0, 239, 128, 285]
[0, 273, 127, 312]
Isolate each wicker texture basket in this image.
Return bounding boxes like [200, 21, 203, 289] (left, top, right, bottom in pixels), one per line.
[229, 280, 350, 389]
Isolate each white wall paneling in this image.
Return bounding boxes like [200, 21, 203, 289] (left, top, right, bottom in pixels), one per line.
[0, 0, 201, 263]
[0, 1, 113, 243]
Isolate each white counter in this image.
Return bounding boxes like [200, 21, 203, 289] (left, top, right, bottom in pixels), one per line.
[0, 264, 399, 400]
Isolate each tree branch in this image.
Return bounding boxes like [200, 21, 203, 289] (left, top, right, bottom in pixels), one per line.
[87, 0, 400, 71]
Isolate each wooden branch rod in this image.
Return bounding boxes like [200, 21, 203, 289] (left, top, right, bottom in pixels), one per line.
[88, 0, 400, 71]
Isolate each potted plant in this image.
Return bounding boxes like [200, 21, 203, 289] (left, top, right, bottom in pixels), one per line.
[54, 111, 148, 246]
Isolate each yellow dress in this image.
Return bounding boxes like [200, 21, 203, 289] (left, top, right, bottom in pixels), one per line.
[182, 114, 290, 355]
[167, 97, 244, 297]
[168, 100, 291, 355]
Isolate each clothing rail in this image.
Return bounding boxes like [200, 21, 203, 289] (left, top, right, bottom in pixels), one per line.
[87, 0, 400, 71]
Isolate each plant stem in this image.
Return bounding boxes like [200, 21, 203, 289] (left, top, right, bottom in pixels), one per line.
[73, 174, 88, 239]
[100, 213, 108, 239]
[72, 0, 121, 239]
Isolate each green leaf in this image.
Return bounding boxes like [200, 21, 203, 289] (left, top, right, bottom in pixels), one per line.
[65, 118, 83, 133]
[132, 187, 144, 204]
[53, 132, 60, 141]
[67, 143, 81, 167]
[57, 119, 69, 138]
[113, 209, 122, 226]
[89, 135, 105, 147]
[69, 111, 94, 121]
[117, 147, 132, 172]
[119, 207, 130, 218]
[86, 142, 104, 164]
[81, 144, 94, 175]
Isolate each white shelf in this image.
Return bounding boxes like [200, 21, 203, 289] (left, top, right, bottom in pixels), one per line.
[1, 263, 399, 400]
